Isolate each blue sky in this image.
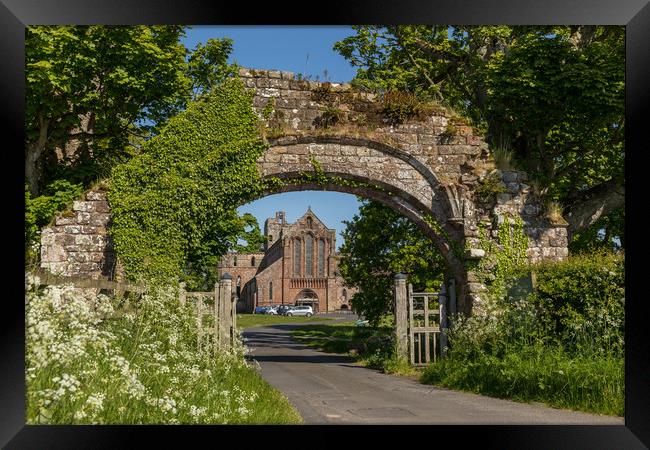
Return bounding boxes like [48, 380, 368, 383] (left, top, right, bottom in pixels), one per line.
[182, 26, 362, 249]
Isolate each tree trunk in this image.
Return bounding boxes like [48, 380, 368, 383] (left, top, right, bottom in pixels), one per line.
[564, 180, 625, 241]
[25, 116, 49, 196]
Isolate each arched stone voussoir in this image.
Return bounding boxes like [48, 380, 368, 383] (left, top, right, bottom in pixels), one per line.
[260, 138, 454, 222]
[266, 134, 441, 189]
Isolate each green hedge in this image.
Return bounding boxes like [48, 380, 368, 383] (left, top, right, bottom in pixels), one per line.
[421, 250, 625, 416]
[530, 250, 624, 356]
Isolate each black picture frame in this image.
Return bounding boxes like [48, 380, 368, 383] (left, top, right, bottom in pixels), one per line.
[2, 1, 648, 448]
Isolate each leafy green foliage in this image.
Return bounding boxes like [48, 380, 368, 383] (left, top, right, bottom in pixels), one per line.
[529, 250, 624, 355]
[473, 171, 506, 204]
[25, 180, 83, 264]
[474, 215, 529, 300]
[233, 213, 266, 253]
[338, 200, 445, 324]
[187, 38, 236, 96]
[108, 79, 267, 284]
[334, 26, 625, 244]
[422, 249, 624, 416]
[26, 25, 193, 194]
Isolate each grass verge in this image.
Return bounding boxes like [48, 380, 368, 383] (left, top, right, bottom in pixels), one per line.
[420, 346, 624, 417]
[237, 313, 333, 329]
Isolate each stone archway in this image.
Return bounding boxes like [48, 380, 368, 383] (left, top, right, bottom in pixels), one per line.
[39, 67, 569, 317]
[294, 289, 319, 312]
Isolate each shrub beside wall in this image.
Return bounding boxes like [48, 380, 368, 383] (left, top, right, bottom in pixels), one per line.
[422, 250, 625, 416]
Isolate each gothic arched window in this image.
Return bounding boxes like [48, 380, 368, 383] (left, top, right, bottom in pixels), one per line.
[269, 282, 273, 301]
[251, 256, 256, 266]
[233, 256, 237, 267]
[293, 239, 301, 276]
[305, 234, 313, 276]
[318, 239, 325, 276]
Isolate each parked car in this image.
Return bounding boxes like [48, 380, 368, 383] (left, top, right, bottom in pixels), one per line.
[266, 306, 278, 315]
[286, 305, 313, 317]
[277, 305, 292, 316]
[253, 306, 269, 314]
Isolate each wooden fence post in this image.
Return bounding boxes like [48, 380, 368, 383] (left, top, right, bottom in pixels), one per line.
[231, 287, 237, 345]
[439, 282, 448, 357]
[219, 273, 233, 351]
[214, 281, 221, 354]
[179, 282, 186, 306]
[393, 273, 409, 362]
[197, 294, 203, 352]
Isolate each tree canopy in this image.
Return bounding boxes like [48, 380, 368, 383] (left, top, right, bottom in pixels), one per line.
[334, 26, 624, 249]
[338, 199, 446, 324]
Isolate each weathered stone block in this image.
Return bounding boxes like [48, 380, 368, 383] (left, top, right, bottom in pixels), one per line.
[507, 182, 520, 193]
[41, 242, 67, 262]
[90, 213, 111, 226]
[56, 234, 76, 246]
[467, 135, 484, 145]
[75, 235, 93, 245]
[268, 70, 281, 78]
[79, 262, 101, 272]
[41, 232, 56, 246]
[80, 226, 100, 234]
[439, 155, 466, 165]
[289, 79, 311, 90]
[72, 201, 90, 212]
[496, 193, 512, 204]
[257, 88, 281, 97]
[86, 191, 106, 201]
[269, 78, 289, 89]
[465, 248, 486, 259]
[501, 171, 518, 183]
[94, 202, 111, 213]
[55, 216, 77, 226]
[541, 247, 556, 258]
[281, 71, 294, 79]
[63, 226, 81, 234]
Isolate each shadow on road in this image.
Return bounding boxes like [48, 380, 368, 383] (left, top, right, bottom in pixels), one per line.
[248, 353, 356, 364]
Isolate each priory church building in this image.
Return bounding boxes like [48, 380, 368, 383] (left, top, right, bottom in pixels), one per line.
[217, 208, 355, 313]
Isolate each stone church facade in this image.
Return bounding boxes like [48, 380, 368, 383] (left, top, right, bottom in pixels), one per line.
[217, 208, 355, 313]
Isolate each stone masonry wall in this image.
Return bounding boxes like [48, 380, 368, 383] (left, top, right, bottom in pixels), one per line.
[40, 191, 119, 279]
[239, 67, 489, 187]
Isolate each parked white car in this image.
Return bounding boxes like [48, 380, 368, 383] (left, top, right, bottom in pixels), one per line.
[266, 306, 278, 315]
[286, 306, 313, 317]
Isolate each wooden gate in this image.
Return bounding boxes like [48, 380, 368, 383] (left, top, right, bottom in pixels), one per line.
[179, 274, 236, 353]
[408, 283, 446, 366]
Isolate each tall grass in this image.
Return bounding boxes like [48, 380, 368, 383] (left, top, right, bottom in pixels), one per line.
[420, 251, 625, 417]
[422, 344, 623, 416]
[25, 274, 302, 424]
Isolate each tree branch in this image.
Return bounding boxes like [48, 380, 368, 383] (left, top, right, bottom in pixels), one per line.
[564, 179, 625, 239]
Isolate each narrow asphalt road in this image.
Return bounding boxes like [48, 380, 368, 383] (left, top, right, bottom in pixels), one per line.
[242, 320, 624, 425]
